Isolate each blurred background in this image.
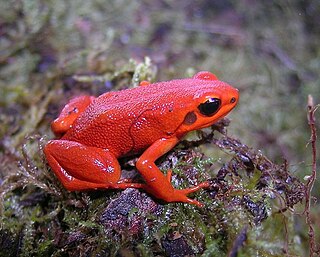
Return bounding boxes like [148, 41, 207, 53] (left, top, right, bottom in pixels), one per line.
[1, 0, 319, 256]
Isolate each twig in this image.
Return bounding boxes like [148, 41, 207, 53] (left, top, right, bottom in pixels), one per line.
[227, 225, 248, 257]
[183, 23, 245, 39]
[305, 95, 319, 257]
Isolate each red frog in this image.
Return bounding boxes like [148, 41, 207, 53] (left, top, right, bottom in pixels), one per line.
[44, 71, 239, 206]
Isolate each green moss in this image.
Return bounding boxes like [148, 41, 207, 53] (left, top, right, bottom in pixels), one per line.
[0, 136, 306, 256]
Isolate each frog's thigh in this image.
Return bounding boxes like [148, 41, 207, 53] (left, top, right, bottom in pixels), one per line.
[44, 140, 122, 190]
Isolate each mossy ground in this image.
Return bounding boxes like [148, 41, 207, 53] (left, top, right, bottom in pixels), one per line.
[0, 1, 319, 256]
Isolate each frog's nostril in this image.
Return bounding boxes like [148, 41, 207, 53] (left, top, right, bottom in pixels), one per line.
[230, 97, 236, 104]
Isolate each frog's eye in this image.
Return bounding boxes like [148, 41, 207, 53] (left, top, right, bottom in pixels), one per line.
[198, 98, 221, 116]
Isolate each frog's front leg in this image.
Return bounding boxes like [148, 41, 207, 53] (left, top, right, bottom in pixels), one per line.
[136, 137, 209, 207]
[44, 140, 145, 191]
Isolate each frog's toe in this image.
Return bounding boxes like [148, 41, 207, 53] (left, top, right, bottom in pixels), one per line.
[178, 181, 210, 195]
[184, 197, 204, 207]
[166, 169, 173, 182]
[170, 189, 206, 207]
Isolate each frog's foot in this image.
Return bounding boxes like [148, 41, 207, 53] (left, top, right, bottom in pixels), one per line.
[165, 169, 209, 191]
[164, 169, 209, 206]
[143, 180, 210, 207]
[170, 181, 210, 207]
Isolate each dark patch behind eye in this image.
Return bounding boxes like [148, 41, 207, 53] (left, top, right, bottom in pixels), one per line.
[183, 111, 197, 125]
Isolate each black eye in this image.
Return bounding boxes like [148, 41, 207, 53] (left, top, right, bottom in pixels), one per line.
[230, 97, 236, 103]
[198, 98, 221, 116]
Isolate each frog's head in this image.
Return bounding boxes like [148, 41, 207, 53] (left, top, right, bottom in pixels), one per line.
[176, 71, 239, 135]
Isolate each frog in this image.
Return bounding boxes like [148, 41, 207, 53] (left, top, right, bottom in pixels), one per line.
[44, 71, 239, 207]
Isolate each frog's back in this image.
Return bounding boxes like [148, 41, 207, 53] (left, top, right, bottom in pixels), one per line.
[62, 77, 227, 156]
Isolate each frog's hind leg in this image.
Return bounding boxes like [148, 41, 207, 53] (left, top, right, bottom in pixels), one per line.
[44, 140, 145, 191]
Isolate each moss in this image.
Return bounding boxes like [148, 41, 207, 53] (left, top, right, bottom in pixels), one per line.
[0, 131, 307, 256]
